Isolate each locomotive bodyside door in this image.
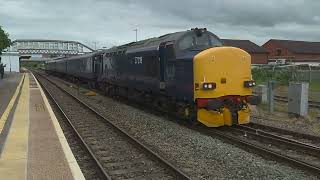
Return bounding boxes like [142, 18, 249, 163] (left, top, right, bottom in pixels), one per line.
[159, 41, 176, 91]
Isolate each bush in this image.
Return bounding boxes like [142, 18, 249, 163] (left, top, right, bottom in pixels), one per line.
[252, 68, 291, 85]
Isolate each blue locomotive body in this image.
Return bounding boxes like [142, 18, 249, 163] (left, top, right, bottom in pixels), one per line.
[46, 28, 258, 127]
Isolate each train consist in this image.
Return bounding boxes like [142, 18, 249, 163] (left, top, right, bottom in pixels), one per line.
[46, 28, 259, 127]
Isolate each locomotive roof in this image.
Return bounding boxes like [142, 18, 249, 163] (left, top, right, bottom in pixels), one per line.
[104, 29, 208, 54]
[47, 28, 218, 60]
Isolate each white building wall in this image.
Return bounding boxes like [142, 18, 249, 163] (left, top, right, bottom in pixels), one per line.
[0, 52, 20, 72]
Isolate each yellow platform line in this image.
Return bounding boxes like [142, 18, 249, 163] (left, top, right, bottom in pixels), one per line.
[0, 73, 29, 179]
[0, 74, 25, 134]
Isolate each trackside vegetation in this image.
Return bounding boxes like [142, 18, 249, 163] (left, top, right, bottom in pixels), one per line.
[0, 26, 11, 55]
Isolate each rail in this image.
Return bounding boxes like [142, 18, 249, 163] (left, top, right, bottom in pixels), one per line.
[195, 124, 320, 175]
[35, 73, 111, 179]
[34, 71, 191, 180]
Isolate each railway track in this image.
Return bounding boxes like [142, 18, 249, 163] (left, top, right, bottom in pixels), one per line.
[245, 122, 320, 145]
[37, 79, 110, 179]
[274, 95, 320, 108]
[195, 123, 320, 175]
[37, 70, 320, 176]
[34, 72, 191, 180]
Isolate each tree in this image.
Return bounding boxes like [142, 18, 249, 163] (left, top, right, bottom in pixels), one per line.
[0, 26, 11, 55]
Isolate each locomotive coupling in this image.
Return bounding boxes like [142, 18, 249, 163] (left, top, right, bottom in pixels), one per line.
[206, 99, 223, 110]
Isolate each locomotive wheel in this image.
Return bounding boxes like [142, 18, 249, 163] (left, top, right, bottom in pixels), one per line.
[185, 106, 198, 126]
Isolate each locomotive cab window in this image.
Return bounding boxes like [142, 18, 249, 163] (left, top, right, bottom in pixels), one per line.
[178, 33, 222, 51]
[164, 44, 176, 60]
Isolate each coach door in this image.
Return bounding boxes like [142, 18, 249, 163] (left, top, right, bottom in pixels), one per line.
[94, 54, 103, 78]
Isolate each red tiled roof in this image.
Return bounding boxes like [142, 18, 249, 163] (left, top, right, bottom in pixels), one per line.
[264, 39, 320, 54]
[221, 39, 268, 53]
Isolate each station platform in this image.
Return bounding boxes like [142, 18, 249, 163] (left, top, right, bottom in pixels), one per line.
[0, 73, 85, 180]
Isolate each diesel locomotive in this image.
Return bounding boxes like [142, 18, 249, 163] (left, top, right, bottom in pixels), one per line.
[46, 28, 259, 127]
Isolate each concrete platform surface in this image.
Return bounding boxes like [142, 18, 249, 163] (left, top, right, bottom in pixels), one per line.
[0, 72, 23, 121]
[0, 73, 84, 180]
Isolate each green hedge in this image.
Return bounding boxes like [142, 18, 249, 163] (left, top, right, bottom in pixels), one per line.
[21, 61, 45, 69]
[252, 68, 291, 85]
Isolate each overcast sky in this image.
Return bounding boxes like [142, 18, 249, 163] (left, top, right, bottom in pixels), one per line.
[0, 0, 319, 49]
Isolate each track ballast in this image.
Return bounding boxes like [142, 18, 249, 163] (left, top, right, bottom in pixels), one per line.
[34, 72, 191, 180]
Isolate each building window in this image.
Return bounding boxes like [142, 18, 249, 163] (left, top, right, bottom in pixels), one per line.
[54, 43, 58, 49]
[45, 43, 49, 49]
[276, 49, 282, 56]
[33, 42, 39, 49]
[79, 45, 83, 52]
[58, 43, 63, 50]
[39, 42, 44, 49]
[48, 43, 53, 49]
[63, 43, 68, 50]
[73, 44, 78, 50]
[68, 43, 73, 50]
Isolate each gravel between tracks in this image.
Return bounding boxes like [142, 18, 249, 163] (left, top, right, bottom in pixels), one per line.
[251, 106, 320, 137]
[49, 76, 316, 179]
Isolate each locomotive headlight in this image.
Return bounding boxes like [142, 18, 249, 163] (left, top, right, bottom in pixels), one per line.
[244, 81, 256, 88]
[202, 82, 216, 90]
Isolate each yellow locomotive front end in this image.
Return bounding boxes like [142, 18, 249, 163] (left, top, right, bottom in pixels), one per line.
[194, 47, 259, 127]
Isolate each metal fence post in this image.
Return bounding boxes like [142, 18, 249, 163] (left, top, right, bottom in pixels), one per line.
[288, 82, 309, 117]
[255, 85, 268, 103]
[309, 67, 312, 83]
[268, 81, 275, 113]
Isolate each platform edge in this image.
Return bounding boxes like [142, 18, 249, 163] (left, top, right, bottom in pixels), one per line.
[31, 73, 85, 180]
[0, 73, 25, 134]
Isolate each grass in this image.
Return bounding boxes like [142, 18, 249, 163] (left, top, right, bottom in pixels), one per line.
[310, 81, 320, 91]
[312, 124, 320, 134]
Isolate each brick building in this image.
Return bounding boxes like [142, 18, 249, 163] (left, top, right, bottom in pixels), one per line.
[222, 39, 269, 64]
[262, 39, 320, 65]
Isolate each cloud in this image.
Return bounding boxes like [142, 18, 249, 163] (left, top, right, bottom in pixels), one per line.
[0, 0, 319, 48]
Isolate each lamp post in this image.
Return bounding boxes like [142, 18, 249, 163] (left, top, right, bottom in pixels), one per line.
[9, 54, 11, 72]
[92, 41, 98, 50]
[133, 28, 138, 42]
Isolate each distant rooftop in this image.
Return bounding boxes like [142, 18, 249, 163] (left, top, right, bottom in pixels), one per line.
[264, 39, 320, 54]
[222, 39, 269, 53]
